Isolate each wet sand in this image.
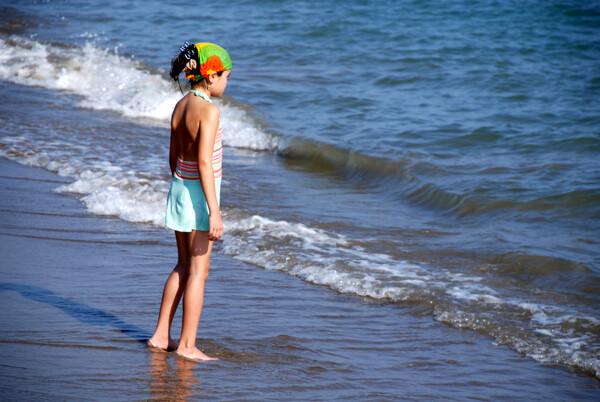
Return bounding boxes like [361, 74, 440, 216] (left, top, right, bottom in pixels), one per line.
[0, 157, 598, 400]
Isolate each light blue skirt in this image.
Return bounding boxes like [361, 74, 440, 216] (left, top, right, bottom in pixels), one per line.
[165, 175, 221, 232]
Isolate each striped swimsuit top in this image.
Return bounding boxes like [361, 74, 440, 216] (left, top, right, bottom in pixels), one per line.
[174, 90, 223, 181]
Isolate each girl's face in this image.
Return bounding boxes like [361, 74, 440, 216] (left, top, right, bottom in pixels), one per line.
[211, 70, 231, 97]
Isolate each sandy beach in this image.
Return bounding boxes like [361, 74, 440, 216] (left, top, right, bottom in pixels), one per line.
[0, 157, 598, 400]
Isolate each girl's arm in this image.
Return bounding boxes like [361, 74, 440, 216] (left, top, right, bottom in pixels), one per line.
[197, 104, 223, 241]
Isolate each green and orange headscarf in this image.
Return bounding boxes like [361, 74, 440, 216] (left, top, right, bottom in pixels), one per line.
[183, 42, 232, 81]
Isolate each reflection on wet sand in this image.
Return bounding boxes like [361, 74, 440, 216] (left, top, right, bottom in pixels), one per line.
[147, 351, 201, 400]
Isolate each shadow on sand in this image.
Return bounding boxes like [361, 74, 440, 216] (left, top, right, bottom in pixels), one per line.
[0, 282, 151, 343]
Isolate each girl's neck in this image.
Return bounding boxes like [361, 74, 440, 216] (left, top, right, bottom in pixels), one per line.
[190, 84, 211, 99]
[189, 89, 212, 103]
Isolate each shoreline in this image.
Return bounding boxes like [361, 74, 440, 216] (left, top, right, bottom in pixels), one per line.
[0, 157, 598, 400]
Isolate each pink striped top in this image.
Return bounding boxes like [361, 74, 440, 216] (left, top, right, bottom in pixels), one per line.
[175, 122, 223, 180]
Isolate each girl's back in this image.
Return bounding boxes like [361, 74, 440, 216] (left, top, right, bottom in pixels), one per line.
[171, 94, 218, 163]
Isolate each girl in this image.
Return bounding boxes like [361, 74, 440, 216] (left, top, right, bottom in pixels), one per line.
[148, 42, 232, 361]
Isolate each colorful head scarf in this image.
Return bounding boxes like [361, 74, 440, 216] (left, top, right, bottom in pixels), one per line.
[185, 42, 232, 81]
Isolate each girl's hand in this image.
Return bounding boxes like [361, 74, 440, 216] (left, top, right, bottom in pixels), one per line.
[208, 212, 223, 241]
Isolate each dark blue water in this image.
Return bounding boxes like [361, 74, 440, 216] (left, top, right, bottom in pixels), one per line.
[1, 0, 598, 379]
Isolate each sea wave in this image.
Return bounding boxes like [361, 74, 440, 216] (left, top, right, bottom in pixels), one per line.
[279, 136, 600, 219]
[0, 35, 278, 152]
[221, 212, 600, 378]
[2, 35, 598, 221]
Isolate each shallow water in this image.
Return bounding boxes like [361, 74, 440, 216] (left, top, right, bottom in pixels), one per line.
[0, 0, 599, 381]
[1, 158, 599, 400]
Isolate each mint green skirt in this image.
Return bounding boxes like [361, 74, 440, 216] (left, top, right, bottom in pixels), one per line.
[165, 175, 221, 232]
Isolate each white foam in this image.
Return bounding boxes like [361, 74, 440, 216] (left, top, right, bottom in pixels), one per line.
[56, 169, 168, 226]
[435, 297, 600, 378]
[219, 104, 280, 151]
[447, 285, 501, 305]
[0, 36, 278, 151]
[226, 215, 347, 247]
[220, 211, 512, 308]
[221, 213, 437, 303]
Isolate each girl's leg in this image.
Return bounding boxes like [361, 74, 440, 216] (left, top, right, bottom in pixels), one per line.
[148, 231, 190, 351]
[176, 230, 217, 361]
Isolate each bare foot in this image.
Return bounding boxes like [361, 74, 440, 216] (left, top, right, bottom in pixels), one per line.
[147, 336, 178, 352]
[175, 346, 218, 361]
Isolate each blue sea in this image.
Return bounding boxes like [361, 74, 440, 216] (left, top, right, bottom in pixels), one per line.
[1, 0, 599, 386]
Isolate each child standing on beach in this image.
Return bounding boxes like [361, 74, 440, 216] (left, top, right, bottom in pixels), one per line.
[148, 42, 232, 361]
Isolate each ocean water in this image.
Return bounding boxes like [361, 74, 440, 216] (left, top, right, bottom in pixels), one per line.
[0, 0, 599, 381]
